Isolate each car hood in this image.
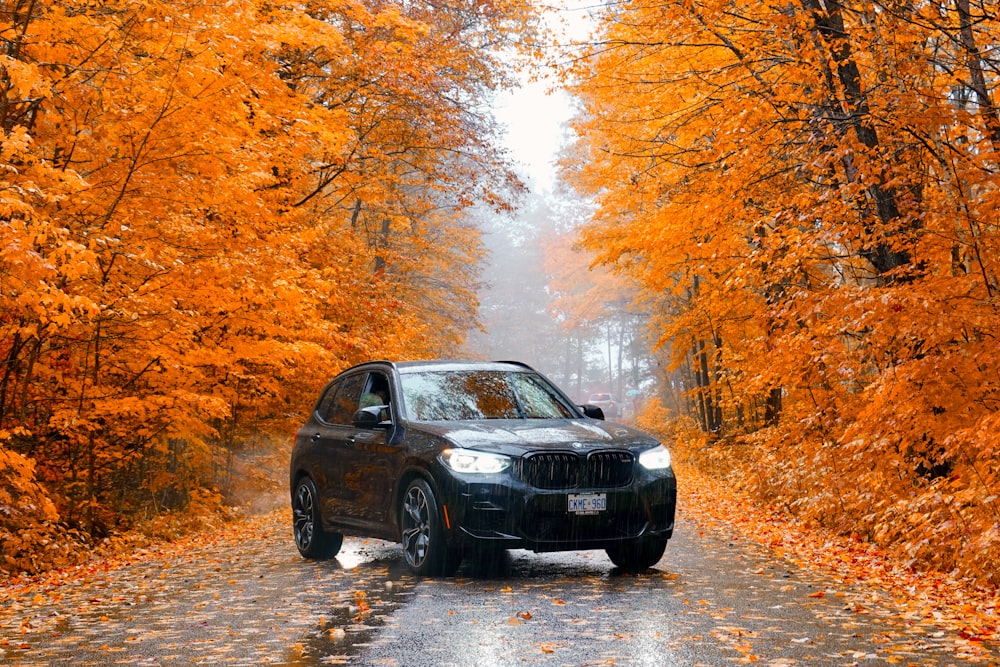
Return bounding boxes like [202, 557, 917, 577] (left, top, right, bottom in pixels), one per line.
[413, 419, 660, 455]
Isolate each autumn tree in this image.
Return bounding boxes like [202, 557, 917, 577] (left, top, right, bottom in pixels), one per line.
[0, 0, 538, 571]
[567, 0, 1000, 583]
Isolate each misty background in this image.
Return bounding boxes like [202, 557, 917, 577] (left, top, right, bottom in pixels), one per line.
[459, 186, 667, 415]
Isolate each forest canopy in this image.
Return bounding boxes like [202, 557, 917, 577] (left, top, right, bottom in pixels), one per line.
[6, 0, 1000, 590]
[0, 0, 538, 574]
[566, 0, 1000, 586]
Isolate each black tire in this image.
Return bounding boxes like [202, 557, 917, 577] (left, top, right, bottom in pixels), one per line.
[400, 478, 462, 576]
[292, 477, 343, 559]
[606, 536, 667, 571]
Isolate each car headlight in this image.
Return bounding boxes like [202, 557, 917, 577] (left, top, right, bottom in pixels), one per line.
[638, 446, 672, 470]
[440, 448, 511, 474]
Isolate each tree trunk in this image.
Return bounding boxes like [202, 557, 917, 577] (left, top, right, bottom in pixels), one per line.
[956, 0, 1000, 153]
[800, 0, 912, 279]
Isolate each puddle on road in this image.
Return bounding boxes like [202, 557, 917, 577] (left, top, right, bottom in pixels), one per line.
[290, 546, 420, 665]
[0, 537, 417, 667]
[3, 525, 995, 666]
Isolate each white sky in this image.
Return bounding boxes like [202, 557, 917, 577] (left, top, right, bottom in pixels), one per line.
[493, 1, 594, 192]
[493, 82, 575, 192]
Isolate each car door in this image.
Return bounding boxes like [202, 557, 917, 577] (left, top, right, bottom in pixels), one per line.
[338, 370, 402, 528]
[308, 372, 367, 524]
[311, 369, 401, 530]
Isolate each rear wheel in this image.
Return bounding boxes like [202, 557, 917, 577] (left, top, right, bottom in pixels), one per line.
[292, 477, 343, 559]
[400, 478, 462, 576]
[606, 536, 667, 571]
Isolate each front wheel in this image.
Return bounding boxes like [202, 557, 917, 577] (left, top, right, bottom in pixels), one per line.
[400, 478, 462, 576]
[292, 477, 343, 559]
[606, 536, 667, 571]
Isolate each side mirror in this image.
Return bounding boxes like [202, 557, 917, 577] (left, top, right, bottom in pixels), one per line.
[580, 404, 605, 420]
[353, 405, 391, 429]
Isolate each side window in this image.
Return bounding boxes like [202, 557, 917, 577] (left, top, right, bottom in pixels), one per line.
[322, 373, 366, 425]
[313, 381, 341, 422]
[360, 372, 391, 409]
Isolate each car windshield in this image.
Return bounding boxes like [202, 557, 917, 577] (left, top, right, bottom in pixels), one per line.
[400, 370, 576, 421]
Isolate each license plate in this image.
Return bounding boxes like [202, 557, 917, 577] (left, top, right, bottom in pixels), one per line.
[568, 493, 606, 514]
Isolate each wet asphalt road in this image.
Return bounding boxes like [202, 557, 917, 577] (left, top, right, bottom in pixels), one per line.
[0, 508, 993, 666]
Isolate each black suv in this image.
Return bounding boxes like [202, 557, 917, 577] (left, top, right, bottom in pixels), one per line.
[289, 360, 676, 575]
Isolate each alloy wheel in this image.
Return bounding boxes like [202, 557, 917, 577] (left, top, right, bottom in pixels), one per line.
[401, 485, 431, 568]
[293, 482, 316, 552]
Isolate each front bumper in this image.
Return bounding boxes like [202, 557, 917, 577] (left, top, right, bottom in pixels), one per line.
[435, 465, 676, 552]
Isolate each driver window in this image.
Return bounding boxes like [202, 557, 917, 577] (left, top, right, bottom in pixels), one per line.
[360, 372, 391, 409]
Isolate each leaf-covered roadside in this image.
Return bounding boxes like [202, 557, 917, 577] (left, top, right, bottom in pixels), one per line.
[662, 427, 1000, 656]
[563, 0, 1000, 591]
[0, 506, 281, 614]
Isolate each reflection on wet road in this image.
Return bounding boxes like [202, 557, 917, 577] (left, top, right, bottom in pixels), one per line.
[358, 530, 994, 666]
[0, 509, 993, 665]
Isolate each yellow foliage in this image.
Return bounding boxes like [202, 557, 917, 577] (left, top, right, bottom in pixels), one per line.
[0, 0, 541, 572]
[568, 0, 1000, 585]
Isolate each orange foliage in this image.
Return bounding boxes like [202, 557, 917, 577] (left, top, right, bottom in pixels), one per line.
[0, 0, 539, 572]
[567, 0, 1000, 585]
[0, 441, 82, 573]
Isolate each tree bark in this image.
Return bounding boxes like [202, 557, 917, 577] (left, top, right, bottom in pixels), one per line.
[800, 0, 912, 279]
[956, 0, 1000, 153]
